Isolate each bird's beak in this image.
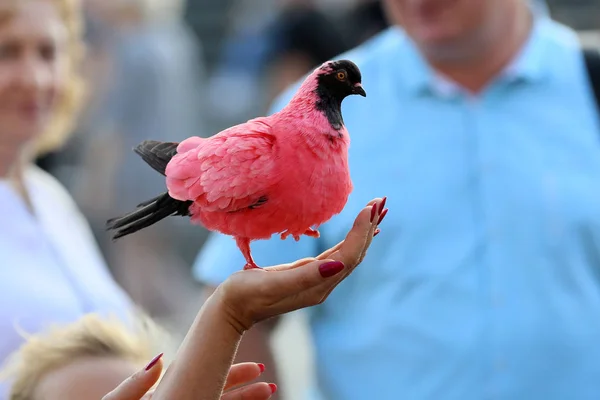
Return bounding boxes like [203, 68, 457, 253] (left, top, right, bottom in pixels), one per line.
[353, 83, 366, 97]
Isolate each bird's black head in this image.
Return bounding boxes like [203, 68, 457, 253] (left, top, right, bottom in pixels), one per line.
[314, 60, 365, 131]
[316, 59, 366, 100]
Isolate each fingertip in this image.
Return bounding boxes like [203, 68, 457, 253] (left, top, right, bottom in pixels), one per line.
[103, 353, 163, 400]
[269, 383, 278, 394]
[144, 353, 163, 371]
[379, 196, 387, 213]
[318, 259, 345, 278]
[366, 197, 381, 207]
[258, 363, 265, 373]
[353, 202, 379, 230]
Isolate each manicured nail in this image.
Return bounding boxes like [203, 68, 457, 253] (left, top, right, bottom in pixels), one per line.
[377, 208, 388, 225]
[145, 353, 163, 371]
[370, 205, 377, 222]
[374, 228, 380, 237]
[258, 363, 265, 373]
[379, 197, 387, 214]
[319, 261, 345, 278]
[269, 383, 278, 394]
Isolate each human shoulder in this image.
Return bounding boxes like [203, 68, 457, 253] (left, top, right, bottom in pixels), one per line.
[26, 166, 80, 210]
[26, 165, 96, 230]
[538, 18, 582, 50]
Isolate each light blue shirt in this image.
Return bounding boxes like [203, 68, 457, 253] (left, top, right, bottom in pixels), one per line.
[193, 17, 600, 400]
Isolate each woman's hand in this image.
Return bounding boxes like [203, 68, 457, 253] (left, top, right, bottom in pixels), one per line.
[116, 196, 388, 400]
[102, 356, 276, 400]
[220, 362, 277, 400]
[215, 197, 388, 333]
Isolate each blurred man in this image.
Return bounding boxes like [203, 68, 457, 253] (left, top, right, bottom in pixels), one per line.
[194, 0, 600, 399]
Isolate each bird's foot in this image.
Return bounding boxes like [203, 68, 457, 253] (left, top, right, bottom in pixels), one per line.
[303, 228, 320, 238]
[280, 228, 320, 241]
[279, 230, 300, 242]
[243, 261, 261, 270]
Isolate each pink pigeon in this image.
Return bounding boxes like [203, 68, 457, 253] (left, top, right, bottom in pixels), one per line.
[106, 59, 367, 270]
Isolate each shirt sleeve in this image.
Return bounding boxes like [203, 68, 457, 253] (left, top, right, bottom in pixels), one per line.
[192, 81, 316, 286]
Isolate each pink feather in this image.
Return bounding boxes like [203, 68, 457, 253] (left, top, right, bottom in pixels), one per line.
[111, 60, 363, 270]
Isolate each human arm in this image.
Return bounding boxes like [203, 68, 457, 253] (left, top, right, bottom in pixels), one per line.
[192, 223, 322, 393]
[199, 285, 280, 393]
[150, 197, 386, 400]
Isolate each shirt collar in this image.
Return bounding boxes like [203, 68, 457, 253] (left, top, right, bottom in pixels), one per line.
[394, 12, 552, 98]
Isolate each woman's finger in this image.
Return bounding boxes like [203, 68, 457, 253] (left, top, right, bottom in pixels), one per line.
[329, 202, 378, 269]
[263, 258, 347, 297]
[261, 200, 383, 303]
[263, 257, 317, 272]
[224, 363, 264, 390]
[102, 354, 164, 400]
[265, 198, 384, 272]
[317, 198, 382, 261]
[221, 382, 277, 400]
[261, 256, 355, 313]
[312, 198, 385, 299]
[316, 240, 344, 260]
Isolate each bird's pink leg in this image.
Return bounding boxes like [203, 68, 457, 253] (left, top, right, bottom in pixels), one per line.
[235, 237, 260, 270]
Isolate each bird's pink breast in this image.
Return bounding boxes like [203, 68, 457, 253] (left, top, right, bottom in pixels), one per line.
[190, 127, 352, 240]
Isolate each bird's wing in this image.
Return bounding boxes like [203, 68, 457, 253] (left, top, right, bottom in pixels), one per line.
[165, 117, 278, 213]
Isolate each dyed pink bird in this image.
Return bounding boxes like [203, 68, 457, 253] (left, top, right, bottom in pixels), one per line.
[106, 59, 366, 270]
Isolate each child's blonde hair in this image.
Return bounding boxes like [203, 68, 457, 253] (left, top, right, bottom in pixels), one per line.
[0, 313, 168, 400]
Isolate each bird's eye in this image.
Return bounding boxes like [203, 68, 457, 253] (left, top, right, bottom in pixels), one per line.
[336, 71, 347, 81]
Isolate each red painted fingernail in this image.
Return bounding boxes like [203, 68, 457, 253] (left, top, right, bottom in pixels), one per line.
[374, 228, 381, 237]
[377, 209, 388, 225]
[379, 197, 387, 214]
[258, 363, 265, 373]
[145, 353, 163, 371]
[269, 383, 278, 394]
[319, 261, 345, 278]
[370, 205, 377, 222]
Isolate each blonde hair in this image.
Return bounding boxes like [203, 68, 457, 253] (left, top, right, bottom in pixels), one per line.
[0, 0, 86, 156]
[0, 312, 168, 400]
[119, 0, 185, 23]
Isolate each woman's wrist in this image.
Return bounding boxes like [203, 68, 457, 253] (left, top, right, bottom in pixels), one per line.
[152, 290, 247, 400]
[206, 287, 254, 335]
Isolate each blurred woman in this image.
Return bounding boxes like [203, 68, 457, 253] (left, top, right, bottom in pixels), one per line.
[0, 0, 132, 395]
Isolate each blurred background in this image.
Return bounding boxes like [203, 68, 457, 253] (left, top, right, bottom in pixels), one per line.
[32, 0, 600, 398]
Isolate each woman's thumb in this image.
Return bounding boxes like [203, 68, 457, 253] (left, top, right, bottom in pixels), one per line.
[102, 353, 164, 400]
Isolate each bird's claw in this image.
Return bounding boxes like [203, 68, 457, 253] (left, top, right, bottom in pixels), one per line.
[243, 261, 260, 270]
[280, 228, 320, 241]
[303, 228, 320, 238]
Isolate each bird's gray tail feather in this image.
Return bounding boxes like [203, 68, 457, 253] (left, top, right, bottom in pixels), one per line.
[133, 140, 179, 176]
[106, 139, 190, 239]
[106, 193, 192, 240]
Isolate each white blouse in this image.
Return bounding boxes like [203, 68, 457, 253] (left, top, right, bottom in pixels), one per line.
[0, 166, 132, 391]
